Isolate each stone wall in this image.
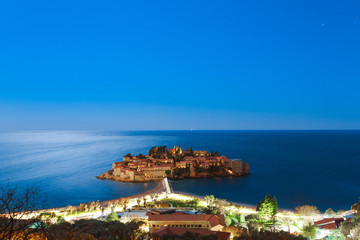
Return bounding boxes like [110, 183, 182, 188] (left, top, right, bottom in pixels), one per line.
[143, 170, 167, 177]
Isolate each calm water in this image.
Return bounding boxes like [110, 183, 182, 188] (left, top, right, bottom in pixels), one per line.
[0, 130, 359, 211]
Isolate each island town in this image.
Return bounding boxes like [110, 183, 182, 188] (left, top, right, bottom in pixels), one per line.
[97, 146, 250, 182]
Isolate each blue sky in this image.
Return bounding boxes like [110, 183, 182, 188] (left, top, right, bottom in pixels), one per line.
[0, 0, 359, 130]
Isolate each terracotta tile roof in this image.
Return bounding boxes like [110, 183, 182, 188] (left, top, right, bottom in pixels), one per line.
[148, 213, 225, 228]
[315, 218, 344, 225]
[132, 159, 148, 162]
[152, 158, 174, 162]
[201, 163, 210, 166]
[156, 227, 230, 240]
[207, 214, 226, 227]
[159, 164, 174, 167]
[315, 218, 344, 230]
[114, 162, 123, 166]
[320, 223, 337, 230]
[141, 165, 172, 170]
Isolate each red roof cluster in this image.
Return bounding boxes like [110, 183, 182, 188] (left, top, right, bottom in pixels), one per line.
[315, 218, 344, 230]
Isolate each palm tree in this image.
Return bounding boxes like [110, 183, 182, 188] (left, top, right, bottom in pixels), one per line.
[123, 199, 128, 210]
[143, 197, 147, 208]
[136, 199, 141, 208]
[150, 193, 155, 202]
[67, 205, 76, 214]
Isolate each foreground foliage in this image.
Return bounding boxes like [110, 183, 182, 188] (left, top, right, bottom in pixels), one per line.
[233, 229, 307, 240]
[339, 202, 360, 240]
[0, 184, 47, 240]
[159, 231, 218, 240]
[45, 219, 145, 240]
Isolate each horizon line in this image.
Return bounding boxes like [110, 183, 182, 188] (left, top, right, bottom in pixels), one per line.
[0, 129, 360, 132]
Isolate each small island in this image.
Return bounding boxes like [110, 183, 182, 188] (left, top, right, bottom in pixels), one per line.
[97, 146, 250, 182]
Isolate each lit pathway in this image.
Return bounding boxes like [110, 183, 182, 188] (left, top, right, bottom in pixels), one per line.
[162, 177, 173, 194]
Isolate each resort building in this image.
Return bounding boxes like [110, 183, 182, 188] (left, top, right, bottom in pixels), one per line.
[315, 218, 345, 239]
[148, 212, 226, 232]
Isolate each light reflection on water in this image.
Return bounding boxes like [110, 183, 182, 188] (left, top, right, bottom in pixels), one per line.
[0, 131, 176, 208]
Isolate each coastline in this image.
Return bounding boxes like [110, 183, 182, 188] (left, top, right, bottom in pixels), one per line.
[97, 171, 250, 183]
[48, 179, 293, 213]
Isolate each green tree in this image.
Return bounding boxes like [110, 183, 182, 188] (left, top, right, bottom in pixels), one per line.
[234, 229, 307, 240]
[351, 198, 360, 213]
[160, 231, 218, 240]
[337, 209, 345, 215]
[143, 197, 147, 207]
[137, 198, 141, 207]
[190, 198, 200, 207]
[324, 229, 346, 240]
[325, 208, 335, 216]
[256, 195, 278, 223]
[106, 211, 119, 221]
[204, 195, 217, 210]
[272, 196, 278, 217]
[301, 224, 317, 239]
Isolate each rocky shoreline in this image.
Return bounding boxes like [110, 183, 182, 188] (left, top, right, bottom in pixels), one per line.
[96, 171, 163, 182]
[96, 170, 249, 183]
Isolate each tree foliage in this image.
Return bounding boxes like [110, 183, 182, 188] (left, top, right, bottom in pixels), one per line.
[106, 212, 119, 221]
[295, 205, 320, 217]
[233, 229, 307, 240]
[159, 231, 219, 240]
[137, 153, 147, 159]
[204, 195, 217, 210]
[325, 208, 335, 216]
[300, 224, 317, 239]
[45, 219, 145, 240]
[351, 199, 360, 213]
[0, 184, 48, 240]
[256, 195, 278, 223]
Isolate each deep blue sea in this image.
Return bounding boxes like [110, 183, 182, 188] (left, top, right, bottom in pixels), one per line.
[0, 130, 359, 211]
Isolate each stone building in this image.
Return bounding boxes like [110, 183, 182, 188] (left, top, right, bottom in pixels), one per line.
[224, 159, 248, 174]
[148, 212, 226, 232]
